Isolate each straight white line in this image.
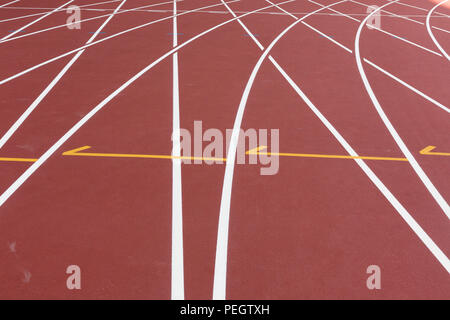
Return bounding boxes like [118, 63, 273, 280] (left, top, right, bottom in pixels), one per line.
[0, 0, 73, 41]
[301, 20, 353, 53]
[0, 0, 242, 85]
[0, 0, 20, 9]
[0, 0, 295, 232]
[224, 0, 450, 287]
[274, 2, 449, 273]
[355, 2, 450, 220]
[426, 0, 450, 61]
[350, 0, 423, 25]
[0, 0, 181, 43]
[310, 0, 450, 36]
[305, 1, 449, 113]
[265, 0, 298, 19]
[0, 0, 120, 24]
[171, 0, 184, 301]
[272, 58, 450, 275]
[433, 25, 450, 34]
[364, 58, 449, 113]
[220, 0, 264, 50]
[389, 0, 450, 18]
[309, 0, 444, 57]
[372, 25, 442, 56]
[308, 0, 359, 22]
[0, 0, 128, 150]
[70, 7, 448, 18]
[213, 0, 349, 300]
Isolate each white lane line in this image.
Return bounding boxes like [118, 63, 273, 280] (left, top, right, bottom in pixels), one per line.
[0, 0, 120, 24]
[357, 0, 450, 35]
[0, 0, 128, 150]
[0, 0, 242, 85]
[213, 0, 349, 300]
[350, 0, 423, 25]
[0, 0, 181, 43]
[308, 0, 359, 22]
[433, 25, 450, 34]
[389, 0, 450, 18]
[372, 25, 442, 56]
[355, 2, 450, 220]
[0, 0, 295, 217]
[307, 0, 449, 113]
[0, 0, 73, 41]
[364, 58, 449, 113]
[272, 57, 450, 274]
[171, 0, 184, 301]
[309, 0, 444, 57]
[265, 0, 298, 19]
[224, 0, 450, 285]
[0, 0, 20, 9]
[301, 20, 353, 53]
[426, 0, 450, 61]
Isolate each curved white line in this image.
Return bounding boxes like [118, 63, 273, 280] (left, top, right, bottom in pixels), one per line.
[0, 0, 242, 85]
[212, 0, 349, 300]
[354, 2, 450, 220]
[426, 0, 450, 61]
[363, 58, 449, 113]
[171, 0, 184, 301]
[0, 0, 295, 202]
[0, 0, 20, 9]
[213, 0, 450, 299]
[0, 0, 180, 44]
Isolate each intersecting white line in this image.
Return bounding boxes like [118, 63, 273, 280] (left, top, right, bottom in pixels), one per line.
[0, 0, 74, 41]
[215, 1, 450, 297]
[0, 0, 20, 9]
[301, 20, 353, 53]
[309, 0, 444, 56]
[426, 0, 450, 61]
[0, 0, 129, 151]
[0, 0, 241, 85]
[363, 58, 449, 113]
[0, 0, 181, 43]
[0, 0, 120, 24]
[354, 1, 450, 221]
[213, 0, 349, 300]
[307, 0, 449, 113]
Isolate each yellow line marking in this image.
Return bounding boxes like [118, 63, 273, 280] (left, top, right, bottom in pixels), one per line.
[246, 145, 268, 154]
[420, 145, 450, 156]
[247, 146, 408, 162]
[0, 157, 37, 163]
[62, 146, 227, 162]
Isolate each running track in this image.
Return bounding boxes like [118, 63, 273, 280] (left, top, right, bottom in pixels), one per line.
[0, 0, 449, 299]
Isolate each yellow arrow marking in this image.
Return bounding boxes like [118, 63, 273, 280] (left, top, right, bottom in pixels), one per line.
[247, 146, 408, 162]
[420, 145, 450, 156]
[0, 157, 37, 163]
[62, 146, 227, 162]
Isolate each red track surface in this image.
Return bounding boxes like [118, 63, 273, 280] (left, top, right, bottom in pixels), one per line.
[0, 0, 449, 299]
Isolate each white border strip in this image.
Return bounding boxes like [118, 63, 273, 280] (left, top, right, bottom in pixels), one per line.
[171, 0, 184, 301]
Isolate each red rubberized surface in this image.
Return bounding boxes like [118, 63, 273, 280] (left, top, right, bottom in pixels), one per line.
[0, 0, 449, 299]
